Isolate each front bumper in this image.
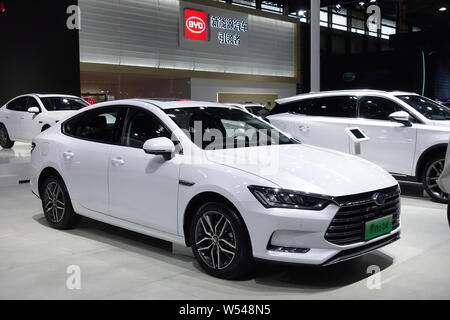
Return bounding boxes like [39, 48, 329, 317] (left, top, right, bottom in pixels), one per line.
[242, 189, 401, 265]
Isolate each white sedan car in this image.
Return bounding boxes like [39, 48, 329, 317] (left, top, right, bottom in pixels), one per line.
[30, 99, 400, 279]
[0, 94, 89, 148]
[267, 90, 450, 202]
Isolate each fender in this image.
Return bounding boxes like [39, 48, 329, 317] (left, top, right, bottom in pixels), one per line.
[415, 143, 448, 179]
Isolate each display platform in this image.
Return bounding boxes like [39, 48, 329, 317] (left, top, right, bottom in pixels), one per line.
[0, 182, 448, 299]
[0, 143, 31, 187]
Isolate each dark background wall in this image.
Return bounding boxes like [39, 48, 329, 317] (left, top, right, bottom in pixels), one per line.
[298, 24, 450, 100]
[0, 0, 80, 105]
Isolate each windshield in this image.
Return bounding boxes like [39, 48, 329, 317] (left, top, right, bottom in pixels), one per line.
[397, 95, 450, 120]
[41, 97, 89, 111]
[164, 107, 294, 150]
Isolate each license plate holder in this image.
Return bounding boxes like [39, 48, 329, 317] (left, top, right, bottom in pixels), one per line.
[365, 215, 393, 241]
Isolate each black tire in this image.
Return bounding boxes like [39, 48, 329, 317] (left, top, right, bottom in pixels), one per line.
[190, 201, 254, 280]
[421, 154, 449, 203]
[41, 124, 50, 132]
[41, 175, 81, 229]
[0, 124, 15, 149]
[447, 204, 450, 228]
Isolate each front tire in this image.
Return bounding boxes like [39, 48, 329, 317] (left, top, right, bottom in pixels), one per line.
[190, 202, 253, 279]
[0, 125, 15, 149]
[41, 175, 81, 229]
[422, 154, 449, 203]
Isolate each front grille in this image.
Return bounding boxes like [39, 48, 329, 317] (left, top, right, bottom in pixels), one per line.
[325, 186, 400, 246]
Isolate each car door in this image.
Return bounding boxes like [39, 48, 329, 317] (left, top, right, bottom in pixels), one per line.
[60, 106, 126, 214]
[347, 95, 417, 175]
[300, 96, 357, 152]
[108, 106, 180, 234]
[3, 97, 29, 140]
[268, 99, 312, 141]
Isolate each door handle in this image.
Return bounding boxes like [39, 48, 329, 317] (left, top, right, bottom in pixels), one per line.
[111, 157, 125, 166]
[63, 151, 74, 160]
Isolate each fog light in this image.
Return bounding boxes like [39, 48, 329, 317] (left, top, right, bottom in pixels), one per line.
[268, 246, 310, 254]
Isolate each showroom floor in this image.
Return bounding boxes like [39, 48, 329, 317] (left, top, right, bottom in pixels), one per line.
[0, 147, 449, 299]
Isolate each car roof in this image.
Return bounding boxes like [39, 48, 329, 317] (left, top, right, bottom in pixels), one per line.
[276, 90, 419, 104]
[34, 94, 80, 98]
[15, 93, 80, 99]
[133, 99, 235, 110]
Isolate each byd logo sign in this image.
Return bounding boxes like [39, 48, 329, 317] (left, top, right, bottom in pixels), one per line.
[184, 9, 207, 40]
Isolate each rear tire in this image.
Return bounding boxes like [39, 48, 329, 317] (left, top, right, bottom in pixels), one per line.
[422, 154, 449, 203]
[41, 175, 81, 229]
[0, 125, 15, 149]
[190, 201, 254, 280]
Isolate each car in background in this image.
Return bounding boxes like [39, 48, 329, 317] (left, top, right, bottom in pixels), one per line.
[226, 103, 266, 116]
[437, 99, 450, 108]
[82, 96, 97, 105]
[30, 99, 400, 279]
[0, 94, 89, 148]
[266, 90, 450, 202]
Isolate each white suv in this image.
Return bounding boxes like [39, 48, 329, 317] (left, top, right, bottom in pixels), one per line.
[0, 94, 88, 148]
[30, 99, 400, 279]
[267, 90, 450, 202]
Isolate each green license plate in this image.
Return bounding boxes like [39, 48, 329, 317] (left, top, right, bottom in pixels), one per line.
[364, 215, 393, 241]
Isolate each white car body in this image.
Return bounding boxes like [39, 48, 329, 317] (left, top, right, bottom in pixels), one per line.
[0, 94, 87, 143]
[267, 90, 450, 201]
[30, 99, 400, 270]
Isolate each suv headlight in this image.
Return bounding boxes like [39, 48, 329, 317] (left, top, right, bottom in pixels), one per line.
[248, 185, 332, 210]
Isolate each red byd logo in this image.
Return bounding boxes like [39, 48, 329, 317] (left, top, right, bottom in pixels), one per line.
[184, 9, 207, 40]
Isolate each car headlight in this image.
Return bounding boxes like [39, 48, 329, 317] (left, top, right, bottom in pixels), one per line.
[248, 185, 333, 210]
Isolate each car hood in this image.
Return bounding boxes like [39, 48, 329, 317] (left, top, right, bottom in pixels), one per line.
[205, 144, 397, 197]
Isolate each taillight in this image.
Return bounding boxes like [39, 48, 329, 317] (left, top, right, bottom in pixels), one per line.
[31, 143, 36, 154]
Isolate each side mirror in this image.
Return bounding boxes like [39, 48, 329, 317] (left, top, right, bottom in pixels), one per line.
[389, 111, 412, 127]
[143, 137, 175, 160]
[27, 107, 40, 114]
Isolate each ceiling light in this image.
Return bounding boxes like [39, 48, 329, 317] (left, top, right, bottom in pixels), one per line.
[439, 6, 447, 12]
[298, 10, 306, 17]
[357, 1, 365, 9]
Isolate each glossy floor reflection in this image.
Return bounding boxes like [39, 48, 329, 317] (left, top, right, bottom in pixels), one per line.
[0, 143, 31, 186]
[0, 183, 449, 299]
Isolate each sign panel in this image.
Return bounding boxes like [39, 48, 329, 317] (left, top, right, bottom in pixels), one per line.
[184, 9, 207, 40]
[179, 1, 249, 54]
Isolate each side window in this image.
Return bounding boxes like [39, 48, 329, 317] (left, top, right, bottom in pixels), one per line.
[7, 97, 29, 112]
[63, 107, 123, 144]
[121, 108, 171, 148]
[359, 96, 401, 120]
[309, 96, 357, 118]
[269, 99, 312, 115]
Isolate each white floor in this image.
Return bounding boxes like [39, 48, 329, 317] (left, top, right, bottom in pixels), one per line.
[0, 142, 31, 186]
[0, 146, 449, 299]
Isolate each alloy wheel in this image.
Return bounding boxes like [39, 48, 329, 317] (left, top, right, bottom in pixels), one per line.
[43, 182, 66, 223]
[194, 211, 237, 270]
[425, 159, 449, 201]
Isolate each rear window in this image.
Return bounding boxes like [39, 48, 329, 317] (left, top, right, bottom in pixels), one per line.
[309, 96, 357, 118]
[269, 99, 313, 116]
[41, 97, 88, 111]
